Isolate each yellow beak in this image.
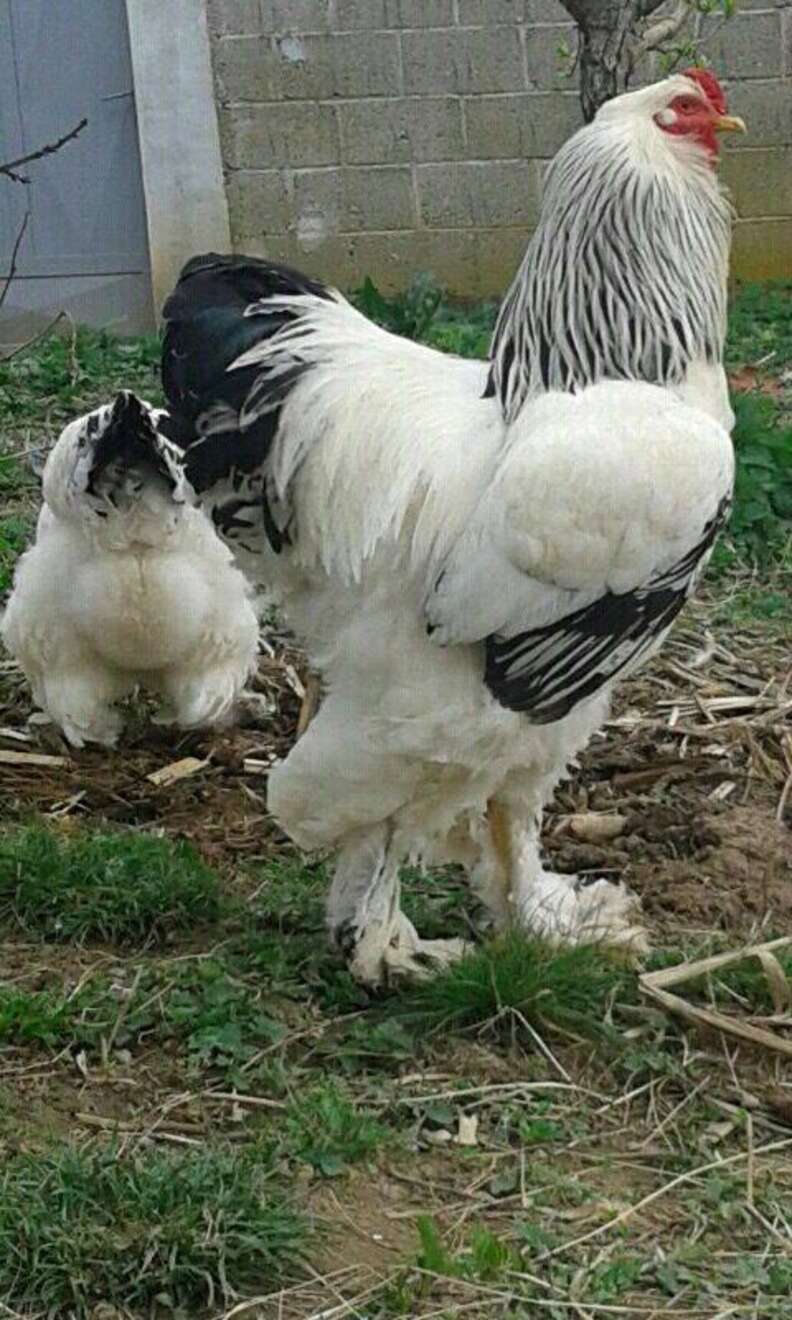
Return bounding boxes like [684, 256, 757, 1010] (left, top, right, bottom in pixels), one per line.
[715, 114, 747, 134]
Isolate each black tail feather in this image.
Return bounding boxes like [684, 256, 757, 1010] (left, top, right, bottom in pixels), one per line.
[160, 253, 333, 553]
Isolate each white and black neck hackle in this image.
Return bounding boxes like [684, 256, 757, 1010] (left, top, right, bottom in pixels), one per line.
[488, 75, 734, 422]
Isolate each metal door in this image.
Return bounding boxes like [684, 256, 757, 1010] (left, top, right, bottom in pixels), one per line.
[0, 0, 153, 341]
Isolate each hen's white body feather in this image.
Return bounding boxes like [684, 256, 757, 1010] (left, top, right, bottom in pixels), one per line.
[2, 402, 259, 747]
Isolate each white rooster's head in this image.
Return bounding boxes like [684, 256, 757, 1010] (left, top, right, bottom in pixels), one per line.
[42, 391, 191, 545]
[595, 68, 745, 169]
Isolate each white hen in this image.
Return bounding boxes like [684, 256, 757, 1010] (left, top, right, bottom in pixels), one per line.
[160, 71, 740, 984]
[2, 391, 259, 747]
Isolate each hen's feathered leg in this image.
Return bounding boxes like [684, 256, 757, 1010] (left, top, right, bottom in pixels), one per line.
[328, 825, 469, 987]
[41, 663, 128, 748]
[475, 776, 648, 952]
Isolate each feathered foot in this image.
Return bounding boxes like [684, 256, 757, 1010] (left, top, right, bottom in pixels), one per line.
[40, 670, 125, 748]
[516, 871, 649, 954]
[339, 911, 469, 988]
[233, 689, 277, 725]
[327, 825, 470, 988]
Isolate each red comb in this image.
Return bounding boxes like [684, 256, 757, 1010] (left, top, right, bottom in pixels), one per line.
[682, 67, 727, 114]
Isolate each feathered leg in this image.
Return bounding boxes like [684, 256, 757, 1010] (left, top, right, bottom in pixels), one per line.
[157, 662, 251, 730]
[474, 779, 647, 952]
[40, 664, 127, 748]
[328, 824, 470, 986]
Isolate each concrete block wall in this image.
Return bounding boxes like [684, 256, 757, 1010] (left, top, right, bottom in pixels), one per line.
[208, 0, 792, 297]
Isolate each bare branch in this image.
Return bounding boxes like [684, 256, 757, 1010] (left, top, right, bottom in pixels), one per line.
[0, 211, 30, 313]
[637, 0, 691, 58]
[0, 311, 66, 365]
[0, 117, 88, 185]
[637, 0, 672, 16]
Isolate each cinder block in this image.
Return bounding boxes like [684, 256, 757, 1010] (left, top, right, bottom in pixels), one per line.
[351, 228, 480, 294]
[259, 1, 333, 33]
[292, 166, 416, 231]
[335, 0, 454, 26]
[340, 97, 464, 164]
[226, 168, 293, 238]
[523, 22, 577, 91]
[701, 10, 783, 80]
[465, 92, 582, 159]
[457, 0, 524, 25]
[732, 218, 792, 280]
[221, 102, 341, 168]
[417, 160, 543, 228]
[785, 9, 792, 78]
[727, 79, 792, 147]
[215, 31, 401, 101]
[387, 0, 455, 26]
[524, 0, 570, 22]
[207, 0, 261, 35]
[475, 226, 533, 295]
[402, 27, 526, 95]
[333, 0, 388, 28]
[722, 147, 792, 219]
[262, 233, 361, 285]
[342, 165, 417, 229]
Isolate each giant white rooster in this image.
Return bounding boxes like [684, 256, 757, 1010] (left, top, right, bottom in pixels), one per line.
[2, 392, 259, 747]
[160, 70, 743, 984]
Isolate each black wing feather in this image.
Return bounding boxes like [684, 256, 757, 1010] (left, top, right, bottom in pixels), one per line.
[484, 496, 730, 722]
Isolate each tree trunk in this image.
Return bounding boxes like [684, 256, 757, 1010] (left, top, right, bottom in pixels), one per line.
[560, 0, 669, 122]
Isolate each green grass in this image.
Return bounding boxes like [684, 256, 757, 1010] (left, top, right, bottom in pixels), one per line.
[0, 985, 76, 1047]
[0, 825, 223, 944]
[726, 279, 792, 372]
[394, 932, 630, 1041]
[283, 1080, 390, 1176]
[0, 512, 32, 591]
[161, 956, 285, 1077]
[0, 328, 162, 435]
[727, 392, 792, 565]
[0, 1144, 304, 1318]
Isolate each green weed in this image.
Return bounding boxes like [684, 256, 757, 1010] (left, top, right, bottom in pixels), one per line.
[726, 393, 792, 564]
[284, 1080, 390, 1176]
[353, 272, 443, 341]
[0, 514, 31, 592]
[0, 825, 222, 944]
[0, 328, 162, 436]
[727, 280, 792, 371]
[0, 986, 75, 1047]
[162, 957, 284, 1078]
[0, 1144, 304, 1317]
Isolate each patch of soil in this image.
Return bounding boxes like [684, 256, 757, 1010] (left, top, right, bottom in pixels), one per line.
[634, 803, 792, 931]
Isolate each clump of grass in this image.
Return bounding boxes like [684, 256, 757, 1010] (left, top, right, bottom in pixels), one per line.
[0, 825, 222, 944]
[395, 932, 631, 1040]
[727, 393, 792, 565]
[162, 957, 284, 1077]
[0, 327, 162, 434]
[0, 514, 32, 592]
[727, 279, 792, 371]
[0, 987, 75, 1047]
[353, 271, 443, 341]
[0, 1144, 304, 1318]
[283, 1080, 390, 1176]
